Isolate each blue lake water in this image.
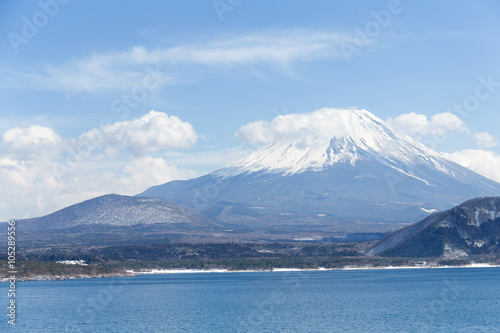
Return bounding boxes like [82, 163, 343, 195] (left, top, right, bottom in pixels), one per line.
[1, 267, 500, 332]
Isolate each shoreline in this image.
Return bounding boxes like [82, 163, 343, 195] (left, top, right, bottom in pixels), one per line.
[0, 273, 130, 283]
[2, 263, 499, 282]
[126, 262, 500, 276]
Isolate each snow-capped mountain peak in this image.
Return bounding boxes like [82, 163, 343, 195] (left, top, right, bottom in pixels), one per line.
[221, 108, 447, 177]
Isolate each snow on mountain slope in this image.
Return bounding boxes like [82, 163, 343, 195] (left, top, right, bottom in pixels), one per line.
[214, 108, 497, 194]
[221, 109, 453, 178]
[19, 194, 217, 231]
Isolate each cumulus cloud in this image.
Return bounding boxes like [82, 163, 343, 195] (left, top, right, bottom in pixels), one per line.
[442, 149, 500, 183]
[237, 109, 473, 149]
[236, 108, 351, 146]
[387, 112, 469, 141]
[79, 110, 198, 156]
[236, 120, 278, 145]
[1, 125, 62, 158]
[0, 111, 200, 220]
[123, 156, 196, 187]
[472, 132, 498, 148]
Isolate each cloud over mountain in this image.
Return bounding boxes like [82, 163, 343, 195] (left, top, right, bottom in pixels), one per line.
[386, 112, 469, 140]
[472, 132, 498, 148]
[443, 149, 500, 183]
[236, 108, 357, 146]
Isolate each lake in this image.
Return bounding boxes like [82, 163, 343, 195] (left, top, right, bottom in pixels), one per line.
[2, 267, 500, 332]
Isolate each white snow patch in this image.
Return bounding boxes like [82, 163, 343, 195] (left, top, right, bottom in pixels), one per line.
[474, 240, 485, 248]
[420, 207, 438, 214]
[437, 219, 453, 228]
[443, 244, 468, 259]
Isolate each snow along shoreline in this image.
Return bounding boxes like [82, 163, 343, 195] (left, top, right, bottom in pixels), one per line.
[2, 263, 498, 282]
[126, 263, 500, 276]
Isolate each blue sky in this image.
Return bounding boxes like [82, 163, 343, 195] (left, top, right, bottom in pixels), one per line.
[1, 0, 500, 219]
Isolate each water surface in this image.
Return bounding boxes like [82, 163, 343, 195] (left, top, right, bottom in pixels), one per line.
[1, 267, 499, 332]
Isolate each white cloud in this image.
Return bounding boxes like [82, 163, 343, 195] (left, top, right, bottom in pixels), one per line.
[0, 155, 197, 221]
[0, 111, 200, 220]
[237, 109, 473, 149]
[162, 147, 250, 171]
[123, 156, 196, 187]
[1, 125, 63, 159]
[431, 113, 468, 132]
[442, 149, 500, 183]
[3, 29, 352, 92]
[79, 110, 198, 156]
[472, 132, 498, 148]
[236, 108, 350, 147]
[236, 120, 275, 145]
[387, 112, 429, 136]
[387, 112, 469, 142]
[2, 125, 61, 149]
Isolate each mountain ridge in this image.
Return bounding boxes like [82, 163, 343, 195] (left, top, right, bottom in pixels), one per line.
[19, 194, 218, 232]
[368, 196, 500, 258]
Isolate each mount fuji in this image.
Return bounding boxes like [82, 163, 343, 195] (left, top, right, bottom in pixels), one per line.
[139, 109, 500, 234]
